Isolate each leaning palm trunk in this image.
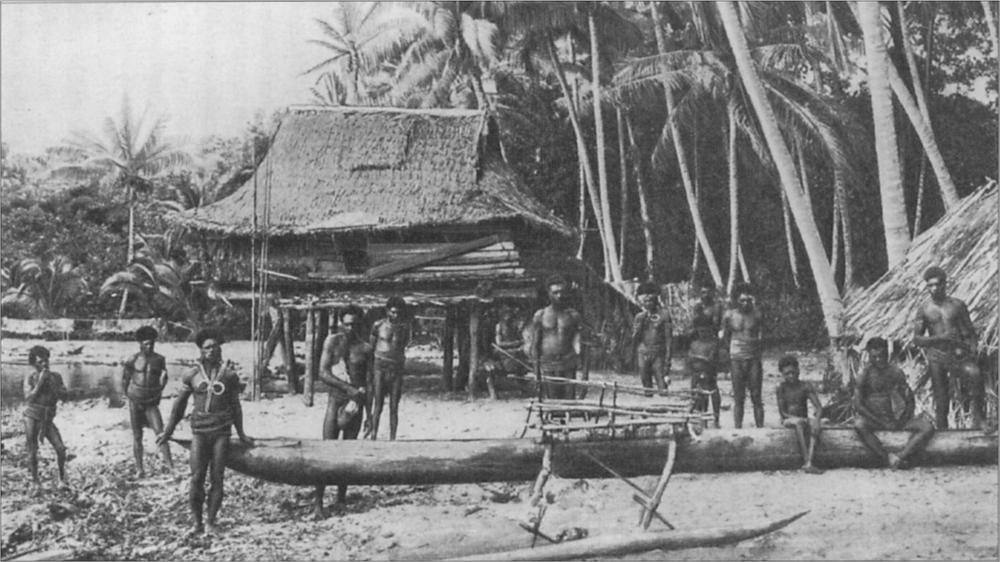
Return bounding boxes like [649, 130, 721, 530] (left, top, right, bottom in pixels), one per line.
[626, 115, 658, 281]
[982, 0, 999, 59]
[834, 167, 856, 290]
[649, 4, 723, 287]
[588, 13, 623, 283]
[617, 108, 629, 273]
[781, 189, 801, 289]
[727, 106, 740, 296]
[546, 35, 614, 274]
[717, 1, 842, 340]
[858, 1, 911, 267]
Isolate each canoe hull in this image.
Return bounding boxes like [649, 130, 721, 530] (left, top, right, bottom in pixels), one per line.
[175, 428, 997, 486]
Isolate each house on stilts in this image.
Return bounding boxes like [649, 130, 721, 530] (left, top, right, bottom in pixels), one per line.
[172, 106, 635, 400]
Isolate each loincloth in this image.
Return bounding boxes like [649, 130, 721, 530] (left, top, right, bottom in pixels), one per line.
[690, 371, 718, 391]
[23, 402, 56, 423]
[925, 348, 974, 372]
[374, 355, 404, 382]
[127, 382, 162, 406]
[190, 411, 234, 437]
[539, 353, 578, 373]
[729, 339, 760, 360]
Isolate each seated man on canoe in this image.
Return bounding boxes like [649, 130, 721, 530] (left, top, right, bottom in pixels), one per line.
[853, 337, 935, 469]
[688, 315, 720, 427]
[315, 305, 371, 518]
[23, 345, 70, 489]
[122, 325, 173, 477]
[775, 355, 823, 474]
[158, 329, 254, 535]
[530, 274, 583, 400]
[369, 296, 411, 441]
[631, 282, 672, 395]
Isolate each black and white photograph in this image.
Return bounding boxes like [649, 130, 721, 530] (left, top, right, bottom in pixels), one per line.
[0, 1, 997, 560]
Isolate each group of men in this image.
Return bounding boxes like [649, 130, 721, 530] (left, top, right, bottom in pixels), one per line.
[19, 266, 986, 533]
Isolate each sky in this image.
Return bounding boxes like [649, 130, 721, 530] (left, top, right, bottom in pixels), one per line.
[1, 2, 344, 154]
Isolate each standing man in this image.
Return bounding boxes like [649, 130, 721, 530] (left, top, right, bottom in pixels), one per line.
[854, 338, 935, 469]
[314, 305, 371, 517]
[688, 315, 721, 427]
[122, 325, 173, 477]
[721, 283, 765, 428]
[157, 329, 253, 535]
[631, 282, 672, 395]
[692, 283, 724, 337]
[912, 266, 985, 429]
[531, 275, 583, 400]
[369, 296, 411, 441]
[775, 355, 824, 474]
[23, 345, 69, 488]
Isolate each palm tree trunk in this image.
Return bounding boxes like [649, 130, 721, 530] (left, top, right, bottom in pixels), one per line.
[795, 139, 816, 226]
[837, 170, 856, 291]
[858, 1, 911, 268]
[616, 107, 629, 274]
[727, 106, 740, 296]
[738, 243, 750, 284]
[588, 12, 623, 283]
[576, 160, 588, 260]
[626, 115, 658, 281]
[982, 0, 999, 59]
[545, 34, 614, 274]
[690, 127, 701, 282]
[649, 3, 723, 287]
[718, 1, 842, 340]
[914, 151, 928, 235]
[781, 189, 801, 289]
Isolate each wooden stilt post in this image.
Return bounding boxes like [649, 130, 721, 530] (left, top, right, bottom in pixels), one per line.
[456, 305, 470, 391]
[282, 307, 298, 394]
[304, 307, 316, 407]
[468, 301, 480, 401]
[443, 305, 455, 392]
[316, 307, 330, 392]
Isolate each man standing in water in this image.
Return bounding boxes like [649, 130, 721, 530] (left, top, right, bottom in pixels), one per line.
[631, 282, 672, 394]
[314, 305, 371, 517]
[23, 345, 69, 489]
[369, 297, 411, 441]
[775, 355, 824, 474]
[122, 325, 173, 477]
[912, 266, 984, 429]
[721, 283, 765, 428]
[531, 275, 583, 400]
[854, 338, 935, 469]
[158, 329, 253, 535]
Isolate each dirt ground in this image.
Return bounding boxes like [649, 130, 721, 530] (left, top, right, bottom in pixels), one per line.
[0, 339, 996, 561]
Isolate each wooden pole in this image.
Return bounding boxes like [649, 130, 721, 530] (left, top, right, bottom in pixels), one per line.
[456, 305, 470, 391]
[468, 301, 480, 400]
[316, 307, 330, 392]
[443, 305, 455, 391]
[282, 307, 298, 395]
[303, 307, 316, 407]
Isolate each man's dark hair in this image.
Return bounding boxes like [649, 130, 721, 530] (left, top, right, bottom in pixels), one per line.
[545, 274, 568, 288]
[637, 282, 659, 297]
[778, 355, 799, 371]
[733, 282, 754, 298]
[386, 296, 407, 311]
[195, 328, 225, 349]
[135, 325, 159, 342]
[28, 345, 50, 366]
[341, 305, 364, 321]
[866, 337, 889, 351]
[923, 266, 947, 282]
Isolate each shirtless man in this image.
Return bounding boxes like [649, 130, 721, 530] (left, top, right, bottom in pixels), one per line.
[775, 355, 823, 474]
[369, 296, 411, 441]
[314, 305, 371, 517]
[854, 337, 935, 469]
[494, 305, 528, 375]
[23, 345, 69, 488]
[692, 283, 724, 337]
[122, 325, 173, 477]
[631, 282, 672, 395]
[912, 266, 984, 429]
[531, 275, 583, 400]
[688, 315, 720, 427]
[157, 330, 253, 535]
[721, 283, 765, 428]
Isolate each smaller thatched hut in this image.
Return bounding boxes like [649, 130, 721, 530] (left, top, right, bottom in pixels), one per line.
[841, 181, 998, 353]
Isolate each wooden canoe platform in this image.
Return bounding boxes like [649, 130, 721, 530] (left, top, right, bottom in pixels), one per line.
[174, 428, 997, 487]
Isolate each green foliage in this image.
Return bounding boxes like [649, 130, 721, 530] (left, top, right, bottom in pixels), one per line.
[0, 256, 89, 318]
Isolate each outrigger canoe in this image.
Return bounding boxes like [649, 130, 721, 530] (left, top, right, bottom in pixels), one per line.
[174, 428, 996, 487]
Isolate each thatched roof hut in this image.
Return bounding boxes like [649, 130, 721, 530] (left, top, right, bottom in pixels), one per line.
[841, 181, 998, 352]
[173, 106, 570, 237]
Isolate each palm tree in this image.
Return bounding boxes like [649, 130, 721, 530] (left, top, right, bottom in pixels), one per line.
[52, 96, 190, 264]
[716, 1, 842, 341]
[0, 257, 88, 319]
[858, 1, 910, 268]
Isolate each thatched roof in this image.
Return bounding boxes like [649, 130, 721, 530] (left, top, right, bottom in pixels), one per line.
[173, 106, 571, 236]
[841, 181, 998, 351]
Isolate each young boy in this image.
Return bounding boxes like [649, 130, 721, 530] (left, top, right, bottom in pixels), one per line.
[775, 355, 823, 474]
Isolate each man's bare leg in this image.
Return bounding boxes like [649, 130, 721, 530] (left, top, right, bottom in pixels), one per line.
[731, 360, 747, 429]
[369, 368, 386, 441]
[854, 417, 890, 466]
[146, 407, 173, 470]
[188, 435, 210, 535]
[804, 418, 823, 473]
[24, 418, 41, 487]
[928, 361, 950, 429]
[129, 402, 146, 477]
[749, 359, 765, 428]
[315, 398, 339, 519]
[44, 423, 68, 483]
[896, 417, 935, 467]
[204, 435, 228, 535]
[388, 376, 403, 441]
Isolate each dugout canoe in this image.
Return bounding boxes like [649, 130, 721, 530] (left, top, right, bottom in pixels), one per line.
[173, 428, 996, 487]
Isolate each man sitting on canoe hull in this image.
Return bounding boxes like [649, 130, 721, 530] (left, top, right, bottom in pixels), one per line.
[775, 355, 823, 474]
[853, 338, 935, 469]
[315, 305, 371, 518]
